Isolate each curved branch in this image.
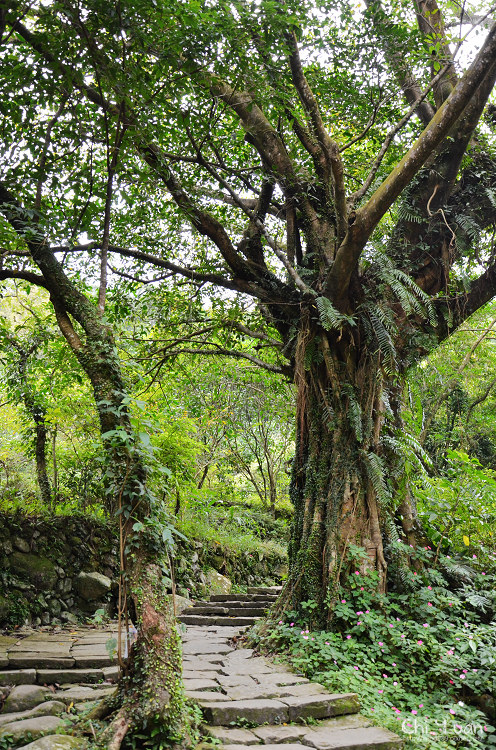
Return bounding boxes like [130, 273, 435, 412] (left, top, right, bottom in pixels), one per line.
[0, 268, 49, 289]
[153, 346, 292, 376]
[327, 22, 496, 305]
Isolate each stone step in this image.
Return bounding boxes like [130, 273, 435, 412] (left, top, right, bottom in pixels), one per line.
[228, 608, 267, 617]
[219, 729, 403, 749]
[205, 601, 271, 610]
[301, 725, 404, 749]
[210, 594, 278, 603]
[5, 654, 114, 669]
[184, 606, 230, 615]
[179, 616, 261, 627]
[199, 693, 360, 725]
[246, 587, 282, 595]
[184, 607, 267, 617]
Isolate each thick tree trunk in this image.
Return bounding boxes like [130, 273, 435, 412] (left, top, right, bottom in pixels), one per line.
[281, 323, 393, 626]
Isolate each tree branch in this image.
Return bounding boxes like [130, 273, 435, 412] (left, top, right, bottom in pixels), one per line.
[151, 347, 292, 376]
[327, 22, 496, 304]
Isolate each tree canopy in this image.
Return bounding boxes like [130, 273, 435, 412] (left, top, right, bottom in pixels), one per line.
[2, 1, 496, 745]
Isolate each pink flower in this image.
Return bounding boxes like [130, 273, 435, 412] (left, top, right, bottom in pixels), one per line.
[341, 599, 346, 603]
[472, 555, 477, 559]
[427, 586, 432, 590]
[303, 635, 309, 640]
[393, 681, 398, 686]
[357, 621, 363, 625]
[417, 640, 423, 645]
[460, 674, 465, 680]
[378, 689, 383, 694]
[346, 635, 351, 639]
[392, 662, 396, 666]
[290, 623, 294, 627]
[383, 673, 388, 678]
[400, 634, 405, 639]
[378, 642, 384, 647]
[356, 611, 363, 615]
[450, 709, 456, 715]
[412, 710, 417, 715]
[423, 623, 429, 627]
[354, 666, 359, 670]
[419, 704, 423, 708]
[355, 571, 360, 575]
[360, 586, 364, 590]
[427, 602, 432, 607]
[278, 620, 283, 624]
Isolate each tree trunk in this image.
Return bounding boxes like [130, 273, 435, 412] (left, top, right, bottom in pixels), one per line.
[100, 558, 188, 748]
[0, 185, 188, 747]
[34, 415, 52, 508]
[60, 321, 189, 748]
[282, 323, 392, 626]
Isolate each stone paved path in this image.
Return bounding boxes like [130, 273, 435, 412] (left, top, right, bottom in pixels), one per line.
[180, 587, 404, 750]
[0, 587, 404, 748]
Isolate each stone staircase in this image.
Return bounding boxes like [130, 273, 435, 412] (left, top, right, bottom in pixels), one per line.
[181, 586, 404, 750]
[178, 586, 281, 627]
[0, 587, 404, 748]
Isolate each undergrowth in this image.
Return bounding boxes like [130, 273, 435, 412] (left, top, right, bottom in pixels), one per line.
[253, 545, 496, 749]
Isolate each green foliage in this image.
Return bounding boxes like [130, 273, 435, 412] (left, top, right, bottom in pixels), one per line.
[414, 450, 496, 556]
[315, 297, 355, 331]
[255, 546, 496, 750]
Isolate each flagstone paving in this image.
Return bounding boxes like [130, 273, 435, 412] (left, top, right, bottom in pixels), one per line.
[0, 587, 404, 748]
[179, 587, 403, 750]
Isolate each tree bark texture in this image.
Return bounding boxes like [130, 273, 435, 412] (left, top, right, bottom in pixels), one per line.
[284, 318, 391, 625]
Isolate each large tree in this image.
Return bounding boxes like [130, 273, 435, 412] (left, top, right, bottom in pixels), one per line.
[2, 0, 496, 636]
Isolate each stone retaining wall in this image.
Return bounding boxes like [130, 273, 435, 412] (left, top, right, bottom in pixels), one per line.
[0, 513, 287, 627]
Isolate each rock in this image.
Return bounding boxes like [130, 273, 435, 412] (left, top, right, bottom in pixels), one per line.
[49, 600, 62, 616]
[0, 714, 63, 741]
[182, 640, 232, 656]
[205, 726, 260, 744]
[273, 563, 288, 578]
[17, 736, 86, 749]
[2, 684, 47, 713]
[1, 540, 12, 555]
[201, 698, 289, 725]
[76, 572, 111, 601]
[302, 726, 404, 749]
[183, 678, 220, 691]
[0, 700, 66, 727]
[60, 612, 78, 625]
[211, 554, 225, 570]
[0, 669, 37, 686]
[280, 693, 360, 721]
[10, 553, 57, 591]
[47, 686, 116, 704]
[13, 537, 31, 553]
[253, 725, 309, 743]
[204, 569, 232, 596]
[186, 690, 232, 702]
[36, 669, 104, 685]
[174, 595, 193, 614]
